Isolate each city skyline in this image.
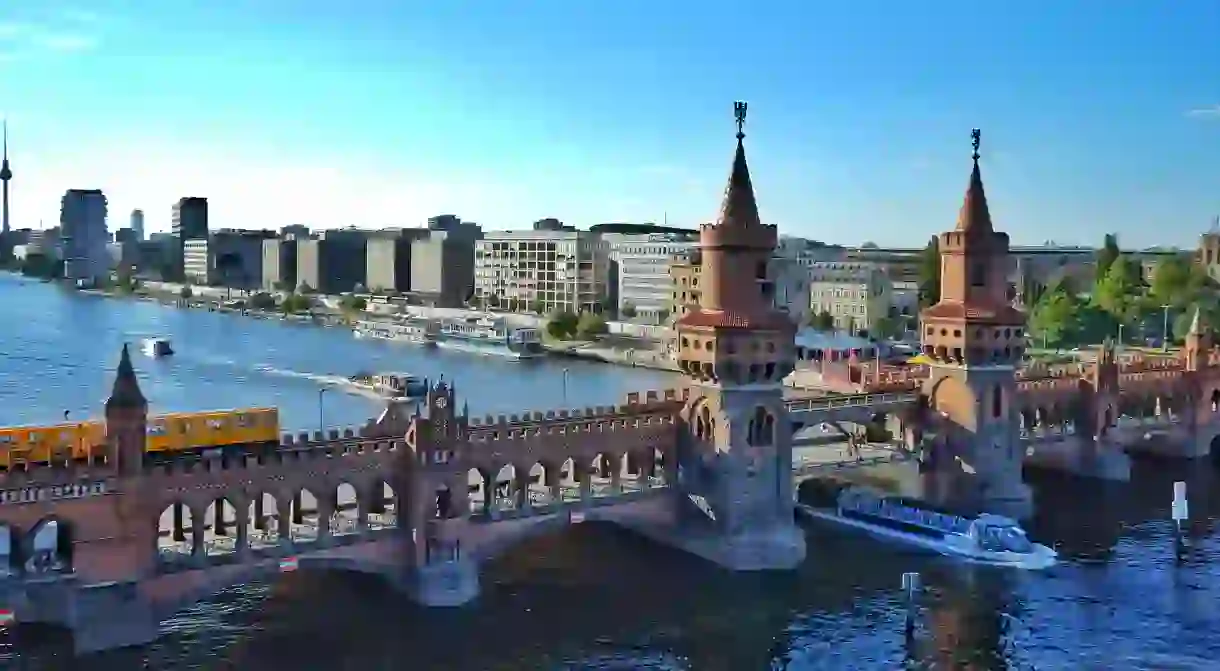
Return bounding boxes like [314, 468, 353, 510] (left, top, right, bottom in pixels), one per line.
[1, 2, 1217, 246]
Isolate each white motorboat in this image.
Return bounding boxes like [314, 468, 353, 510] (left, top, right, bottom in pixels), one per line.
[796, 484, 1057, 570]
[141, 338, 174, 358]
[346, 372, 427, 399]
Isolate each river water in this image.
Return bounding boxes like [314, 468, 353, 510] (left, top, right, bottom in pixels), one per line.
[3, 274, 1220, 669]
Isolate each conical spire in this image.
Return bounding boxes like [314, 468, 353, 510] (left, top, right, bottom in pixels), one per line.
[106, 344, 147, 409]
[955, 128, 993, 234]
[714, 101, 761, 229]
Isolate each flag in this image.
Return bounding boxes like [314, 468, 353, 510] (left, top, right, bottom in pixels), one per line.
[279, 557, 298, 572]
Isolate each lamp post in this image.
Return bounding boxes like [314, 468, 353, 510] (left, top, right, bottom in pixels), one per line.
[317, 388, 327, 435]
[562, 368, 570, 406]
[1161, 304, 1172, 352]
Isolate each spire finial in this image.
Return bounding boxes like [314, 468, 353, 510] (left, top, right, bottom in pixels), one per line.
[734, 101, 748, 140]
[970, 128, 981, 162]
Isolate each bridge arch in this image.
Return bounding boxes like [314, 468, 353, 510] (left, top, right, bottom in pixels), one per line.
[155, 501, 197, 564]
[0, 522, 16, 575]
[467, 467, 491, 516]
[245, 491, 282, 550]
[333, 482, 360, 537]
[202, 495, 243, 558]
[23, 516, 74, 575]
[367, 479, 398, 530]
[288, 487, 321, 545]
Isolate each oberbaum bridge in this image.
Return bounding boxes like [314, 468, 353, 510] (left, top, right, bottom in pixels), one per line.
[4, 107, 1220, 655]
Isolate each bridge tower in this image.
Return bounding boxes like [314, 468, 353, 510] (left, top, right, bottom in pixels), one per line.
[670, 102, 805, 570]
[105, 343, 148, 476]
[918, 130, 1033, 519]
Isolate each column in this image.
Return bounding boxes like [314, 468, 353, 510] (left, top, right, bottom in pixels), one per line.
[214, 502, 228, 537]
[515, 471, 532, 514]
[190, 513, 206, 566]
[172, 502, 186, 542]
[254, 497, 266, 531]
[277, 507, 292, 547]
[292, 492, 303, 524]
[235, 512, 250, 559]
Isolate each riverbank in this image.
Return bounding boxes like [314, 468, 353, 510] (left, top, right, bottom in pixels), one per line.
[544, 340, 679, 372]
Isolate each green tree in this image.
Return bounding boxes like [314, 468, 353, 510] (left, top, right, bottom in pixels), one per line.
[281, 293, 312, 313]
[1094, 256, 1141, 321]
[546, 310, 579, 340]
[871, 316, 898, 340]
[657, 308, 672, 324]
[297, 281, 315, 294]
[179, 285, 193, 299]
[1028, 285, 1079, 348]
[339, 295, 368, 312]
[576, 311, 608, 340]
[1095, 233, 1120, 287]
[249, 292, 277, 310]
[621, 303, 638, 319]
[917, 236, 940, 308]
[528, 300, 545, 315]
[1151, 255, 1203, 308]
[808, 311, 835, 331]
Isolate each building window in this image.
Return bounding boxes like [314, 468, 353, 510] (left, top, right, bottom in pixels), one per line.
[970, 263, 986, 287]
[992, 385, 1003, 418]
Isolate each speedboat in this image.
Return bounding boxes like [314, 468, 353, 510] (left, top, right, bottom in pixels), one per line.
[796, 483, 1057, 570]
[141, 338, 174, 358]
[347, 372, 427, 399]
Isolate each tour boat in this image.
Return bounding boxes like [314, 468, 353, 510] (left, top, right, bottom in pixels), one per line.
[346, 372, 427, 399]
[352, 318, 439, 347]
[796, 483, 1057, 570]
[141, 338, 174, 358]
[436, 315, 543, 359]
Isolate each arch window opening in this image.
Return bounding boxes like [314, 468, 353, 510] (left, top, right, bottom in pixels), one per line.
[157, 503, 195, 564]
[368, 481, 398, 530]
[289, 489, 320, 544]
[23, 519, 74, 575]
[246, 493, 282, 550]
[203, 498, 240, 557]
[331, 483, 360, 536]
[747, 406, 776, 447]
[491, 464, 518, 513]
[467, 468, 490, 517]
[527, 462, 553, 507]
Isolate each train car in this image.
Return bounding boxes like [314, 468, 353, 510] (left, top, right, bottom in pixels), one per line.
[145, 408, 280, 454]
[0, 421, 107, 470]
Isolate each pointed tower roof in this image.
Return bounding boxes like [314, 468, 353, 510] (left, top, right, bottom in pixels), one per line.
[106, 344, 147, 409]
[714, 102, 761, 229]
[955, 129, 993, 234]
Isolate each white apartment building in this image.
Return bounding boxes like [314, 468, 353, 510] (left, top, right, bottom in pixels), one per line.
[474, 229, 610, 314]
[808, 261, 893, 335]
[60, 189, 110, 286]
[770, 256, 812, 328]
[183, 238, 210, 284]
[606, 233, 697, 323]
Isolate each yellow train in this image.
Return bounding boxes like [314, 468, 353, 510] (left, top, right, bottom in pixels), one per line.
[0, 408, 281, 469]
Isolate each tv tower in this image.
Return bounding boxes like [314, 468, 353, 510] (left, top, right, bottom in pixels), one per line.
[0, 119, 11, 236]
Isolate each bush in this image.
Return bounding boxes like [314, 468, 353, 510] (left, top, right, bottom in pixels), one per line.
[179, 286, 193, 299]
[576, 312, 608, 340]
[249, 292, 277, 310]
[546, 310, 579, 340]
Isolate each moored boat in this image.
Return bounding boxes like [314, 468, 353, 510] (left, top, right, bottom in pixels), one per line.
[141, 338, 174, 358]
[796, 481, 1057, 569]
[436, 315, 543, 359]
[352, 318, 439, 346]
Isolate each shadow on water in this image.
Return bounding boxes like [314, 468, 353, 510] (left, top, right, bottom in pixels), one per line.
[6, 462, 1220, 669]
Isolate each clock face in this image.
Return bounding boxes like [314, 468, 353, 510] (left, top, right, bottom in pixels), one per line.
[436, 397, 448, 409]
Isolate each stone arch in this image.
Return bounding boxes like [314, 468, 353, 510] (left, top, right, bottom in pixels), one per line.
[246, 492, 282, 550]
[0, 522, 16, 576]
[289, 487, 321, 544]
[527, 462, 550, 506]
[155, 501, 196, 564]
[24, 516, 74, 574]
[747, 405, 775, 447]
[368, 480, 398, 530]
[333, 482, 360, 537]
[928, 376, 977, 430]
[492, 464, 516, 512]
[202, 496, 240, 557]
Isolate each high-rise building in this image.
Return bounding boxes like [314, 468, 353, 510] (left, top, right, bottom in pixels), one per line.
[60, 189, 110, 285]
[606, 232, 698, 323]
[169, 197, 208, 279]
[474, 221, 609, 314]
[130, 209, 145, 241]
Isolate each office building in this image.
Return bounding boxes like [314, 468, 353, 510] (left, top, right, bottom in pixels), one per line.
[808, 262, 893, 334]
[296, 229, 368, 294]
[366, 233, 416, 294]
[182, 238, 210, 284]
[606, 232, 697, 323]
[171, 198, 208, 240]
[60, 189, 110, 285]
[130, 209, 145, 241]
[185, 229, 277, 288]
[669, 249, 810, 327]
[474, 222, 609, 314]
[261, 238, 298, 291]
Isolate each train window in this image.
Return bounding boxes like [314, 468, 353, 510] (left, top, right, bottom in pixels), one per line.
[179, 422, 189, 433]
[207, 419, 225, 430]
[236, 415, 251, 428]
[147, 424, 167, 436]
[0, 435, 10, 444]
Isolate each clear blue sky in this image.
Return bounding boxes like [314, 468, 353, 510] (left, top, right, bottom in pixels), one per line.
[2, 1, 1218, 247]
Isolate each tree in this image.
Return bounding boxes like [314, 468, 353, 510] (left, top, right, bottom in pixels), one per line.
[1028, 285, 1079, 348]
[297, 281, 315, 294]
[1095, 233, 1120, 287]
[621, 303, 638, 319]
[1150, 255, 1200, 308]
[1094, 256, 1141, 321]
[273, 280, 293, 293]
[657, 308, 671, 325]
[598, 297, 617, 319]
[339, 295, 368, 312]
[179, 285, 193, 299]
[917, 236, 940, 308]
[808, 311, 835, 331]
[249, 292, 277, 310]
[871, 316, 898, 340]
[546, 310, 579, 340]
[281, 293, 312, 313]
[576, 312, 608, 340]
[529, 300, 545, 315]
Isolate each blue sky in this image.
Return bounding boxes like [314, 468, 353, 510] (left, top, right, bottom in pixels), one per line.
[1, 1, 1217, 247]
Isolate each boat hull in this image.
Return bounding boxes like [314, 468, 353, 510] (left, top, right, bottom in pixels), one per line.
[436, 338, 540, 359]
[796, 504, 1057, 570]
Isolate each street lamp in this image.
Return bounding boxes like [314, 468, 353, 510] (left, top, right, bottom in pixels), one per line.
[317, 388, 327, 435]
[562, 368, 570, 406]
[1161, 304, 1172, 352]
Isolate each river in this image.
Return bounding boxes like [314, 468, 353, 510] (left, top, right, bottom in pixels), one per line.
[2, 274, 1220, 669]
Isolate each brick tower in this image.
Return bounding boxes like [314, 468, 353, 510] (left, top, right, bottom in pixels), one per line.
[105, 343, 148, 475]
[672, 102, 805, 569]
[919, 130, 1032, 519]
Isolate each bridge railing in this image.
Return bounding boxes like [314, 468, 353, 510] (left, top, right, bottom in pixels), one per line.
[785, 391, 920, 414]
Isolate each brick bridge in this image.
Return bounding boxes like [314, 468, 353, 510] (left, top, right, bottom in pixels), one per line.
[4, 113, 1220, 656]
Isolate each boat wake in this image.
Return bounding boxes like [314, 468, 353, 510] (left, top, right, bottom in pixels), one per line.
[252, 364, 391, 401]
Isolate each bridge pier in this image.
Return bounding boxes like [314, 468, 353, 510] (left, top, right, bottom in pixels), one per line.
[69, 581, 159, 656]
[1024, 438, 1132, 482]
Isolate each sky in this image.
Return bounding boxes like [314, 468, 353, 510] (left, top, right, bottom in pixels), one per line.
[0, 1, 1217, 248]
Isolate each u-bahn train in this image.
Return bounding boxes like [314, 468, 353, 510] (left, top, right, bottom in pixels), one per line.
[0, 408, 281, 469]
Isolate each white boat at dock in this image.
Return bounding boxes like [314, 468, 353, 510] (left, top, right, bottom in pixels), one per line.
[796, 483, 1057, 570]
[353, 318, 439, 346]
[437, 315, 543, 359]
